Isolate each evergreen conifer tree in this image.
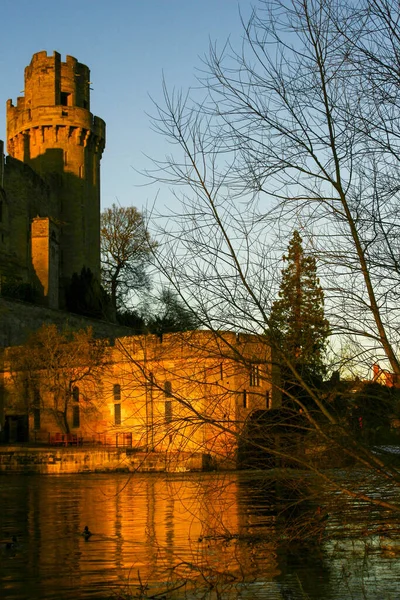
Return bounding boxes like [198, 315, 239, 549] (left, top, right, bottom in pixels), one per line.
[269, 231, 329, 384]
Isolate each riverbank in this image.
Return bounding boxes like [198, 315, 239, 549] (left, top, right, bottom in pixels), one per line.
[0, 445, 221, 474]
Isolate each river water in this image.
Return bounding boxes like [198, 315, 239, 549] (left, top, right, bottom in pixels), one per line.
[0, 470, 399, 599]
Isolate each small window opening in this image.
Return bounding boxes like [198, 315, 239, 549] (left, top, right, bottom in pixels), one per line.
[114, 403, 121, 426]
[165, 400, 172, 424]
[266, 390, 271, 409]
[243, 390, 248, 409]
[164, 381, 172, 397]
[61, 91, 72, 106]
[33, 386, 40, 430]
[72, 405, 80, 428]
[72, 386, 79, 402]
[33, 407, 41, 430]
[113, 384, 121, 401]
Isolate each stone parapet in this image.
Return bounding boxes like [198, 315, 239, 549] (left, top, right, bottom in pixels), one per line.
[0, 447, 208, 474]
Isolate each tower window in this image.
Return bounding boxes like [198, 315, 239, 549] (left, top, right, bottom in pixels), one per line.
[60, 91, 72, 106]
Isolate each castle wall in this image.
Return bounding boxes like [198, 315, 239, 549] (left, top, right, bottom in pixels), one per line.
[0, 297, 132, 348]
[1, 330, 281, 464]
[0, 156, 55, 287]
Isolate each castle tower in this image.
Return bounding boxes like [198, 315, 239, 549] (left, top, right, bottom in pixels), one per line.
[6, 51, 105, 289]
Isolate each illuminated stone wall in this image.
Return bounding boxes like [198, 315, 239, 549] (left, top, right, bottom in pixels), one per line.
[1, 330, 281, 464]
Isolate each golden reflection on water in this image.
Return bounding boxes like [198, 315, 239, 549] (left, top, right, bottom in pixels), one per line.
[0, 473, 282, 599]
[1, 472, 400, 599]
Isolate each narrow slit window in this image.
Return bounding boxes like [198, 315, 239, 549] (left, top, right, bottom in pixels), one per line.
[165, 400, 172, 424]
[33, 386, 41, 430]
[72, 386, 79, 402]
[33, 407, 41, 430]
[164, 381, 172, 397]
[243, 390, 248, 409]
[72, 405, 80, 428]
[113, 384, 121, 401]
[114, 403, 121, 426]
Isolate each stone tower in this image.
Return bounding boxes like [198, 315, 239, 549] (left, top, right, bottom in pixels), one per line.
[6, 51, 105, 293]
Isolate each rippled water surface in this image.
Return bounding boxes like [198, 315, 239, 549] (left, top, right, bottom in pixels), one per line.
[0, 470, 399, 599]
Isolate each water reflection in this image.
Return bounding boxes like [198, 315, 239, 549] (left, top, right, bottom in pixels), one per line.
[0, 472, 399, 599]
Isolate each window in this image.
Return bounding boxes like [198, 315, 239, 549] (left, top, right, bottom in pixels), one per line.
[243, 390, 248, 409]
[165, 400, 172, 424]
[72, 405, 80, 428]
[113, 384, 121, 401]
[33, 407, 41, 430]
[33, 386, 40, 430]
[250, 364, 261, 387]
[164, 381, 172, 397]
[266, 391, 271, 409]
[60, 91, 71, 106]
[72, 386, 79, 402]
[114, 403, 121, 426]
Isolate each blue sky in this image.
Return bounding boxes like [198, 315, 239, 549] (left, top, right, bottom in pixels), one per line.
[0, 0, 254, 212]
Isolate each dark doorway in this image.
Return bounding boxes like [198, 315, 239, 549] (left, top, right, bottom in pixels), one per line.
[4, 415, 29, 443]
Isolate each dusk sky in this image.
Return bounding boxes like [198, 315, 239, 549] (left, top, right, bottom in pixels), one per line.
[0, 0, 254, 212]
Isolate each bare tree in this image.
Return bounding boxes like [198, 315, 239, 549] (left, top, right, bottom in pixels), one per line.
[100, 204, 158, 313]
[145, 0, 400, 508]
[9, 325, 108, 434]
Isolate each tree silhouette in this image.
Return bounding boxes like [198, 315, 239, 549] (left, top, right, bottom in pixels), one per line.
[269, 231, 329, 386]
